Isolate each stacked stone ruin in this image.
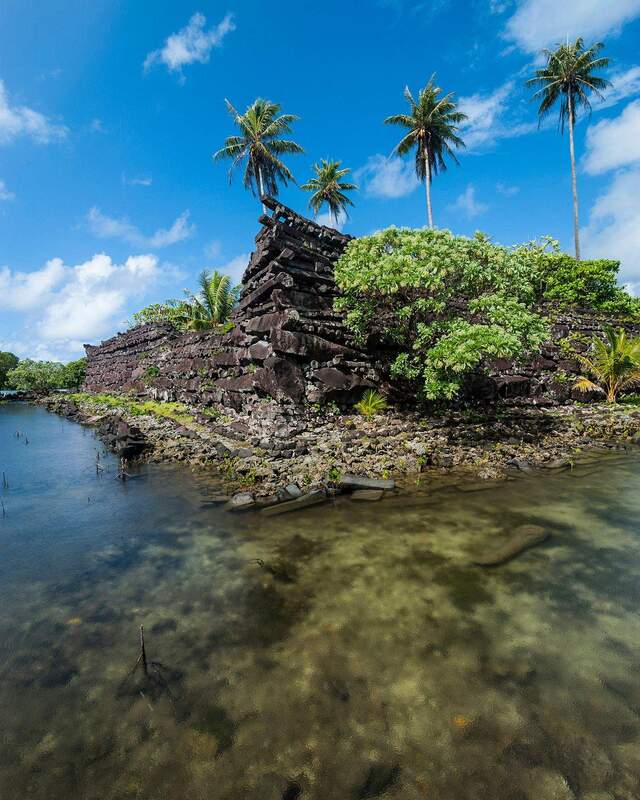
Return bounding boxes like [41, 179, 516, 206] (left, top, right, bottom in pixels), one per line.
[83, 197, 640, 410]
[83, 198, 379, 411]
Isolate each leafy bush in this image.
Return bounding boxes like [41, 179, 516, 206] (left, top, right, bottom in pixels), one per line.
[574, 327, 640, 403]
[531, 242, 640, 316]
[64, 358, 86, 389]
[354, 389, 389, 416]
[129, 300, 194, 330]
[335, 228, 549, 400]
[0, 351, 19, 388]
[7, 360, 69, 393]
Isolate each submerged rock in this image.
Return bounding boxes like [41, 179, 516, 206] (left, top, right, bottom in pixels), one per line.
[473, 524, 550, 566]
[354, 763, 400, 798]
[350, 489, 384, 501]
[262, 489, 327, 516]
[340, 475, 395, 491]
[226, 492, 256, 511]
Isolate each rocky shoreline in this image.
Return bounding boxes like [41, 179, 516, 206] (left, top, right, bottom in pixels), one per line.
[38, 394, 640, 509]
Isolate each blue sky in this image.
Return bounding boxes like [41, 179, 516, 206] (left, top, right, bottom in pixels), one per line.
[2, 0, 640, 361]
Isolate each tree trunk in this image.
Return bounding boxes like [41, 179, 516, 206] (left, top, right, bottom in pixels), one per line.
[424, 145, 433, 229]
[257, 165, 266, 213]
[567, 94, 581, 261]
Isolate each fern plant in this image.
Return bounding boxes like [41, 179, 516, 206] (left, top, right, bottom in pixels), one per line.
[354, 389, 389, 417]
[574, 327, 640, 403]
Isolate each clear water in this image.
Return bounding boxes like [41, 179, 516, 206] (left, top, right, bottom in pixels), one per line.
[1, 403, 639, 800]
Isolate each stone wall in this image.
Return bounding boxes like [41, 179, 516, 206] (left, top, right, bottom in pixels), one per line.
[83, 198, 640, 409]
[481, 308, 640, 405]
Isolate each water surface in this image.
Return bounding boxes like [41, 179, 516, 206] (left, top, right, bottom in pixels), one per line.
[1, 403, 639, 799]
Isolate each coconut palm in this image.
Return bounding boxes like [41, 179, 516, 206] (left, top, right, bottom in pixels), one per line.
[183, 270, 239, 330]
[527, 39, 610, 261]
[574, 327, 640, 403]
[301, 159, 357, 227]
[385, 76, 467, 228]
[213, 98, 303, 211]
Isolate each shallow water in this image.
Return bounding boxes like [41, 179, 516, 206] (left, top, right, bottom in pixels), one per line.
[1, 403, 640, 800]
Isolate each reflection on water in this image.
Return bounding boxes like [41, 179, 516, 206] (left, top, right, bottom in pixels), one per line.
[1, 403, 640, 799]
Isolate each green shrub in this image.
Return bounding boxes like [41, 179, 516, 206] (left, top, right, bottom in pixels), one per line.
[6, 358, 86, 393]
[335, 228, 548, 400]
[0, 352, 19, 388]
[354, 389, 389, 417]
[532, 244, 640, 316]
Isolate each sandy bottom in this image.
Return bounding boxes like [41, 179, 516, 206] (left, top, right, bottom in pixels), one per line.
[1, 404, 639, 799]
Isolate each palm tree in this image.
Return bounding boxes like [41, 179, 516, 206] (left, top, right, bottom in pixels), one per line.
[183, 270, 239, 330]
[213, 98, 303, 212]
[574, 327, 640, 403]
[526, 39, 610, 261]
[385, 76, 467, 228]
[301, 159, 357, 227]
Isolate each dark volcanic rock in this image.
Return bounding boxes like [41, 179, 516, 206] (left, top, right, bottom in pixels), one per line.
[473, 524, 550, 566]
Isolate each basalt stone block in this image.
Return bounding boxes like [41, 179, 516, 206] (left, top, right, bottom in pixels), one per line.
[258, 357, 305, 403]
[244, 311, 300, 334]
[248, 340, 272, 360]
[270, 329, 357, 361]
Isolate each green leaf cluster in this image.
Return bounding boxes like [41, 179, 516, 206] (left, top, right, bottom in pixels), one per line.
[334, 227, 550, 400]
[0, 352, 19, 388]
[5, 357, 86, 393]
[534, 249, 640, 316]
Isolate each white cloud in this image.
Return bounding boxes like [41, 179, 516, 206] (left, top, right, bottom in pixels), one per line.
[600, 65, 640, 109]
[211, 253, 249, 285]
[144, 13, 235, 80]
[0, 258, 66, 310]
[316, 210, 348, 231]
[583, 100, 640, 175]
[582, 167, 640, 288]
[354, 154, 419, 199]
[87, 207, 195, 248]
[496, 181, 520, 196]
[459, 81, 536, 148]
[0, 79, 67, 145]
[204, 239, 222, 259]
[0, 253, 164, 359]
[448, 184, 489, 218]
[126, 175, 153, 187]
[0, 180, 15, 200]
[89, 118, 105, 133]
[504, 0, 640, 54]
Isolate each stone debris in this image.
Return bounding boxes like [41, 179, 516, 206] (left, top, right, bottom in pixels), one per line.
[225, 492, 256, 512]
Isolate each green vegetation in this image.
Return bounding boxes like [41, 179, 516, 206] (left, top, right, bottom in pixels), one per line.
[130, 271, 238, 332]
[0, 352, 19, 388]
[335, 228, 550, 400]
[354, 389, 389, 417]
[527, 39, 610, 260]
[68, 393, 198, 425]
[574, 327, 640, 403]
[301, 159, 357, 227]
[335, 226, 640, 402]
[213, 98, 303, 211]
[385, 75, 467, 228]
[6, 358, 86, 393]
[130, 299, 194, 329]
[535, 249, 640, 315]
[184, 270, 238, 329]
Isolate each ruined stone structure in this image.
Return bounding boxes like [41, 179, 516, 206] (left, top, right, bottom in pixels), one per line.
[84, 198, 379, 410]
[84, 198, 640, 410]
